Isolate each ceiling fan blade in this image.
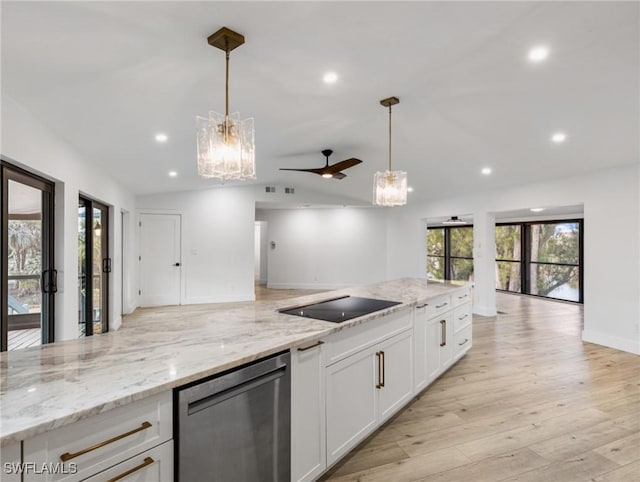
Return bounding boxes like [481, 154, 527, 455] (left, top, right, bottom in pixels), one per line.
[325, 158, 362, 174]
[332, 172, 347, 180]
[280, 167, 324, 175]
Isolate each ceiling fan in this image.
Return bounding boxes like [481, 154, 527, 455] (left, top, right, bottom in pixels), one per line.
[280, 149, 362, 180]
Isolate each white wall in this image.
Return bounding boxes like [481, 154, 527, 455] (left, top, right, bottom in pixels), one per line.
[137, 187, 256, 304]
[257, 208, 388, 289]
[1, 94, 137, 340]
[388, 164, 640, 355]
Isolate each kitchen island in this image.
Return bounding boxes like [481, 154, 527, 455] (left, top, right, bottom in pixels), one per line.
[0, 278, 471, 481]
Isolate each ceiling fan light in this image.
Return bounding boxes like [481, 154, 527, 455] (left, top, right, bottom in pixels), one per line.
[443, 216, 467, 225]
[322, 173, 333, 179]
[373, 170, 407, 206]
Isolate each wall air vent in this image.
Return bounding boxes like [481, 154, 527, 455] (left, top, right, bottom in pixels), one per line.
[265, 186, 276, 193]
[285, 187, 295, 194]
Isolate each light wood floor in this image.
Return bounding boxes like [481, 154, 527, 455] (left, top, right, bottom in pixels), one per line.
[257, 285, 639, 482]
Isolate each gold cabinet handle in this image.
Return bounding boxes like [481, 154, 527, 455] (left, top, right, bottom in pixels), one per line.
[458, 294, 468, 299]
[297, 340, 324, 352]
[375, 352, 385, 389]
[416, 303, 428, 309]
[440, 320, 446, 347]
[458, 314, 468, 320]
[435, 302, 448, 309]
[60, 421, 152, 462]
[458, 338, 469, 346]
[106, 456, 154, 482]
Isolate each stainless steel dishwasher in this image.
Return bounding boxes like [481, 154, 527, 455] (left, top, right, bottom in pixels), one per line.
[175, 351, 290, 481]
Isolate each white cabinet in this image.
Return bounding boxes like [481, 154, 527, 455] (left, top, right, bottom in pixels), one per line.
[415, 287, 472, 392]
[326, 325, 413, 467]
[23, 391, 172, 482]
[1, 441, 21, 482]
[291, 339, 326, 482]
[377, 330, 414, 423]
[326, 344, 378, 466]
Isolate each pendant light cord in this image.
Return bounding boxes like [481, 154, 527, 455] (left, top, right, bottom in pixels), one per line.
[225, 49, 230, 118]
[388, 104, 392, 171]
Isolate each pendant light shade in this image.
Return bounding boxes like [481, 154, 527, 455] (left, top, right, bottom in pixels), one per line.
[196, 27, 255, 180]
[373, 96, 407, 207]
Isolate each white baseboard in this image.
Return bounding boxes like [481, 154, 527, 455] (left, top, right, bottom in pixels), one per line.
[582, 329, 640, 355]
[473, 304, 497, 317]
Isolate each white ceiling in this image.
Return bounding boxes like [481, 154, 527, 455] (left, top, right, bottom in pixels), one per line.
[2, 1, 638, 205]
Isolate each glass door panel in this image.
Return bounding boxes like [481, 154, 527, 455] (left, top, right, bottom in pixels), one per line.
[78, 197, 109, 337]
[2, 163, 54, 351]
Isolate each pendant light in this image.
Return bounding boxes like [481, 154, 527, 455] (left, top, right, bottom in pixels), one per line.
[196, 27, 255, 180]
[373, 96, 407, 206]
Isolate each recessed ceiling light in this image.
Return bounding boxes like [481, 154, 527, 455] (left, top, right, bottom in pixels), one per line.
[407, 186, 414, 193]
[481, 167, 492, 175]
[530, 207, 545, 212]
[551, 132, 567, 143]
[155, 133, 168, 143]
[323, 72, 338, 84]
[528, 45, 549, 63]
[168, 171, 178, 177]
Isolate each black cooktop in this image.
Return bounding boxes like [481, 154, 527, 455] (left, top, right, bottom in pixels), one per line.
[279, 296, 401, 323]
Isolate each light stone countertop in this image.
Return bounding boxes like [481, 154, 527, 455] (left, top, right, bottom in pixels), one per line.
[0, 278, 468, 446]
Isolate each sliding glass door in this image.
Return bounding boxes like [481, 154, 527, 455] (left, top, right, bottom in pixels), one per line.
[1, 162, 55, 351]
[78, 197, 109, 337]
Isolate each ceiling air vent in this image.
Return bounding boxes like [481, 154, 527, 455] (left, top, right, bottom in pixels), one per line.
[285, 187, 295, 194]
[265, 186, 276, 193]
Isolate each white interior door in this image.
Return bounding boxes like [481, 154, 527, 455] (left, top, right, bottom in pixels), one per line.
[139, 213, 181, 307]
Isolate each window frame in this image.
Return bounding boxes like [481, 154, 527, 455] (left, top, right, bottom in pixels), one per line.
[427, 225, 474, 281]
[496, 219, 583, 304]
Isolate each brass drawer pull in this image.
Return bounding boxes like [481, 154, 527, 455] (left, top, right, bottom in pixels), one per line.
[106, 456, 154, 482]
[60, 421, 152, 462]
[458, 338, 469, 346]
[297, 340, 324, 352]
[435, 302, 448, 309]
[458, 294, 468, 299]
[380, 351, 385, 388]
[416, 303, 428, 309]
[458, 314, 468, 320]
[375, 351, 385, 389]
[440, 320, 446, 347]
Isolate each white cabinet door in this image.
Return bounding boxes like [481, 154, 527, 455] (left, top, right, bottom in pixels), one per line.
[426, 318, 441, 382]
[377, 331, 414, 423]
[326, 346, 377, 467]
[439, 312, 454, 371]
[413, 305, 429, 392]
[291, 340, 326, 482]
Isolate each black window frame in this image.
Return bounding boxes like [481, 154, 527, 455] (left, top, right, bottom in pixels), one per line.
[427, 225, 474, 281]
[496, 219, 583, 304]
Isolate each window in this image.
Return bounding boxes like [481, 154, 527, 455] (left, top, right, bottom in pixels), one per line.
[495, 220, 583, 303]
[427, 226, 474, 281]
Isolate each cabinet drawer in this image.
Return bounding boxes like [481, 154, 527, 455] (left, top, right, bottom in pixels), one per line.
[453, 324, 472, 360]
[83, 440, 173, 482]
[1, 442, 21, 482]
[452, 288, 471, 308]
[324, 308, 412, 366]
[426, 295, 451, 319]
[453, 303, 472, 332]
[24, 391, 172, 482]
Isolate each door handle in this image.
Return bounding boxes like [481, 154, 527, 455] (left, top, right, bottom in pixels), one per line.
[440, 320, 446, 347]
[43, 270, 58, 294]
[173, 263, 181, 267]
[102, 258, 112, 273]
